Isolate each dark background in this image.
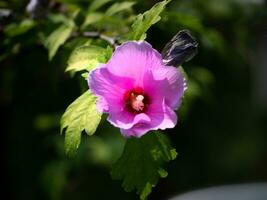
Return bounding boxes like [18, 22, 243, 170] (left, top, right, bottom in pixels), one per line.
[1, 0, 267, 199]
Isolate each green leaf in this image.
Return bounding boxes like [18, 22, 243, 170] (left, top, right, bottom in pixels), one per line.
[4, 19, 36, 37]
[128, 0, 171, 40]
[82, 12, 104, 28]
[89, 0, 112, 12]
[61, 90, 102, 156]
[106, 2, 136, 16]
[81, 72, 89, 80]
[47, 13, 70, 24]
[111, 132, 177, 200]
[44, 24, 74, 60]
[66, 45, 111, 73]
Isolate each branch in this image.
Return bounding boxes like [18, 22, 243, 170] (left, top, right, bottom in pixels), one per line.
[71, 31, 118, 48]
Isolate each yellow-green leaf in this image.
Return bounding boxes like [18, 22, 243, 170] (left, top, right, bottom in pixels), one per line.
[66, 45, 110, 73]
[60, 90, 102, 156]
[128, 0, 171, 41]
[106, 2, 136, 16]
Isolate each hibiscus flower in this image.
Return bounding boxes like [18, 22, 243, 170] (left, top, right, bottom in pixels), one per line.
[88, 41, 186, 137]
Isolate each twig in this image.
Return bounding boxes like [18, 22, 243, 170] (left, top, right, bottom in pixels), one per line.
[71, 31, 118, 48]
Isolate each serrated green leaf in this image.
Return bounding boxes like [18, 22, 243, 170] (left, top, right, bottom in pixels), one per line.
[66, 45, 111, 73]
[106, 2, 135, 16]
[44, 24, 74, 60]
[128, 0, 171, 41]
[61, 90, 102, 156]
[111, 132, 177, 200]
[89, 0, 112, 12]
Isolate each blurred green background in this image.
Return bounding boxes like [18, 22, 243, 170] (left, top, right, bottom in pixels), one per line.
[1, 0, 267, 199]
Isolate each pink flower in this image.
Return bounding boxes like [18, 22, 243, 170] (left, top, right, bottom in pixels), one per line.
[88, 41, 186, 138]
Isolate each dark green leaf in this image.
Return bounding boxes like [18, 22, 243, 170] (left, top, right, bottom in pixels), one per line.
[128, 0, 171, 40]
[111, 132, 177, 200]
[61, 90, 102, 157]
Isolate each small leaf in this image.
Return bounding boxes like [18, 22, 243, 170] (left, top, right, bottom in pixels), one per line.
[128, 0, 171, 41]
[44, 23, 74, 60]
[61, 90, 102, 156]
[111, 132, 177, 200]
[81, 72, 89, 80]
[89, 0, 112, 12]
[106, 2, 136, 16]
[66, 45, 111, 73]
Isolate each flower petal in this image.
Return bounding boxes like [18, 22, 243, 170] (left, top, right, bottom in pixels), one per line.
[120, 99, 177, 138]
[147, 99, 177, 130]
[88, 65, 135, 113]
[108, 111, 151, 130]
[96, 97, 109, 113]
[144, 66, 186, 110]
[106, 41, 163, 86]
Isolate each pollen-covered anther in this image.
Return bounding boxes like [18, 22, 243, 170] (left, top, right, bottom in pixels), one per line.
[124, 88, 149, 114]
[131, 94, 145, 111]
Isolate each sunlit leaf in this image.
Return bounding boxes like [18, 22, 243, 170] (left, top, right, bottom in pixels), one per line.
[61, 90, 102, 156]
[128, 0, 171, 40]
[81, 72, 89, 80]
[44, 23, 74, 60]
[106, 2, 135, 16]
[111, 132, 177, 200]
[66, 45, 111, 73]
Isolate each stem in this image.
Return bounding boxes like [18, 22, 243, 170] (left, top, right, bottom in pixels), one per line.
[72, 31, 117, 48]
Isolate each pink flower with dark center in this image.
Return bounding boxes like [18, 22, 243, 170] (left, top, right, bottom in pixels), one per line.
[88, 41, 186, 138]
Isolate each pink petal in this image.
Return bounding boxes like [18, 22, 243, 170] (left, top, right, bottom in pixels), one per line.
[108, 112, 151, 130]
[147, 99, 177, 130]
[144, 66, 186, 110]
[106, 41, 163, 86]
[121, 123, 152, 138]
[120, 99, 177, 138]
[88, 65, 134, 113]
[96, 97, 109, 113]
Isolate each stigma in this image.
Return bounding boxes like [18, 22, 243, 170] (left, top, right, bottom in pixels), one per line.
[131, 94, 145, 111]
[124, 87, 150, 113]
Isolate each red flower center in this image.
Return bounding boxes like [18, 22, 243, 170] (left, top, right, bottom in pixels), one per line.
[124, 87, 150, 114]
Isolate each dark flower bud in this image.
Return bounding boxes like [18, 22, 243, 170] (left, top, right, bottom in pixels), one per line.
[162, 30, 198, 66]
